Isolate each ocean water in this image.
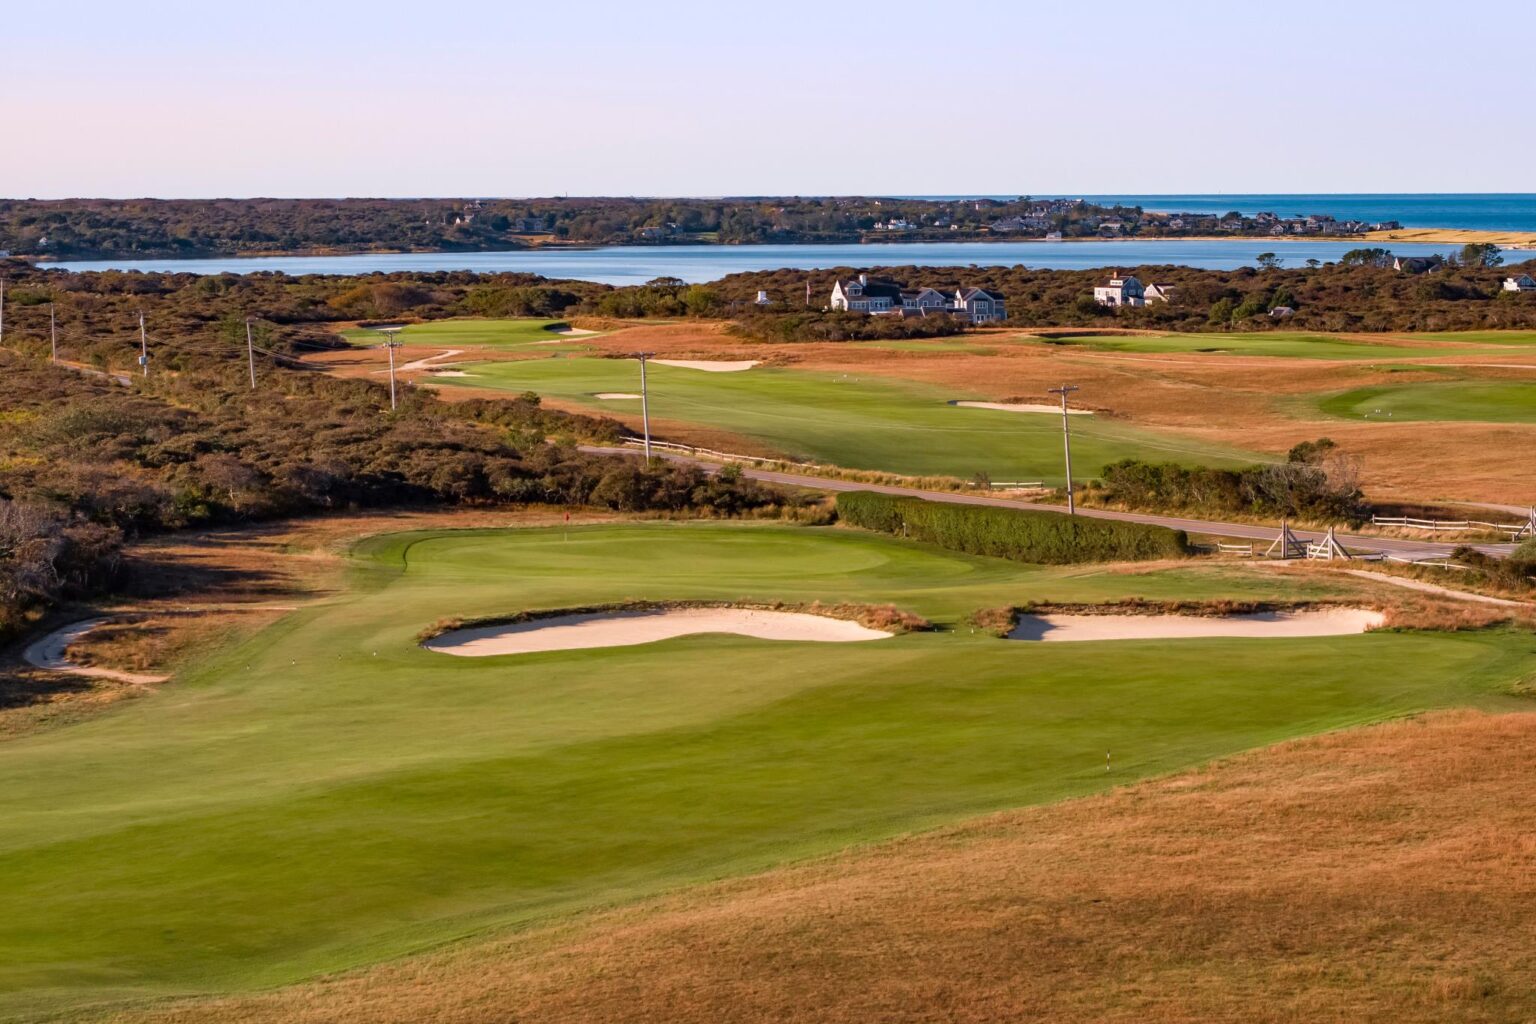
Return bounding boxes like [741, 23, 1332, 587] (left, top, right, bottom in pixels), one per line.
[906, 194, 1536, 232]
[47, 238, 1461, 285]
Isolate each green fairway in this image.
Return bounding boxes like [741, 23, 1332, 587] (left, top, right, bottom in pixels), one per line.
[1024, 331, 1534, 360]
[434, 357, 1265, 483]
[1319, 381, 1536, 423]
[1, 522, 1533, 1019]
[339, 318, 599, 346]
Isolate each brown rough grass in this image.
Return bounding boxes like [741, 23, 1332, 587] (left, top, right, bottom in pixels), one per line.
[101, 708, 1536, 1024]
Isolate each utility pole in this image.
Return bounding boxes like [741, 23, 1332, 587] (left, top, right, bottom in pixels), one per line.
[379, 327, 404, 411]
[0, 276, 6, 347]
[138, 311, 149, 377]
[1048, 384, 1080, 514]
[634, 351, 655, 458]
[49, 303, 57, 364]
[245, 318, 257, 390]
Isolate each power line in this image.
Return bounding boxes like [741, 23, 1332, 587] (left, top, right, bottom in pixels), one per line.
[1047, 384, 1080, 515]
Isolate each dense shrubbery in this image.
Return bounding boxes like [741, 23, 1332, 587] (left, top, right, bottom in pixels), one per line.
[835, 491, 1188, 564]
[730, 310, 968, 342]
[1088, 440, 1365, 523]
[0, 500, 122, 641]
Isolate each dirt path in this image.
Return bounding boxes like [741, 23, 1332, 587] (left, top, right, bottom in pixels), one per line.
[374, 349, 463, 374]
[22, 619, 169, 684]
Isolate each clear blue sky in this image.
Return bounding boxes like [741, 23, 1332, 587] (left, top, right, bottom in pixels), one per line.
[5, 0, 1527, 198]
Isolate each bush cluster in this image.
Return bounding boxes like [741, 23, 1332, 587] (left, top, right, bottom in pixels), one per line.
[835, 491, 1188, 564]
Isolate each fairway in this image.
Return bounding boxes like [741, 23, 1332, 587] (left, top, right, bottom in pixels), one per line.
[1, 523, 1532, 1021]
[339, 318, 598, 346]
[435, 357, 1264, 482]
[1022, 331, 1529, 360]
[1319, 380, 1536, 422]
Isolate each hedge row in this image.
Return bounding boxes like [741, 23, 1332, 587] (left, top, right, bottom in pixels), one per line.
[836, 491, 1189, 565]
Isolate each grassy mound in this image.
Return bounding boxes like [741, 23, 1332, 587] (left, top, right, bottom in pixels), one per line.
[836, 491, 1189, 563]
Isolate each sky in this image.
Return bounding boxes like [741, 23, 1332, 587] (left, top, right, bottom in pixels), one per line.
[3, 0, 1530, 199]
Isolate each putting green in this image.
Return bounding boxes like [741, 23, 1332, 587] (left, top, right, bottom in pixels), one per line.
[434, 357, 1264, 483]
[1, 522, 1532, 1019]
[1023, 332, 1528, 360]
[339, 318, 598, 347]
[1319, 381, 1536, 423]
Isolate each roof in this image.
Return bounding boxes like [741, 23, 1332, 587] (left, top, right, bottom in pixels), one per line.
[957, 287, 1002, 301]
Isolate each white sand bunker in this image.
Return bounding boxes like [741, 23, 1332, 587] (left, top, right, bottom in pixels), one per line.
[428, 369, 476, 377]
[548, 325, 598, 336]
[1009, 608, 1384, 643]
[952, 400, 1091, 415]
[594, 392, 642, 400]
[652, 359, 759, 372]
[426, 607, 891, 656]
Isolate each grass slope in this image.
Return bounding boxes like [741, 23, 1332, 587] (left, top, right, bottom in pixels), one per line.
[339, 318, 594, 346]
[1, 524, 1531, 1020]
[435, 358, 1264, 483]
[1320, 381, 1536, 423]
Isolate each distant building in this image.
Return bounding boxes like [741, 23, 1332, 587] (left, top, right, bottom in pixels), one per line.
[1503, 274, 1536, 292]
[1270, 306, 1296, 318]
[953, 287, 1006, 323]
[1094, 274, 1145, 307]
[1394, 255, 1444, 274]
[829, 274, 1003, 322]
[1144, 283, 1177, 304]
[755, 290, 772, 305]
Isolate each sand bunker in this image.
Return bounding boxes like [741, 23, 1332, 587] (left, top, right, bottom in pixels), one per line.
[652, 359, 759, 372]
[1009, 608, 1383, 642]
[952, 400, 1091, 415]
[425, 607, 891, 656]
[23, 619, 168, 684]
[428, 369, 476, 377]
[548, 325, 598, 336]
[594, 392, 642, 400]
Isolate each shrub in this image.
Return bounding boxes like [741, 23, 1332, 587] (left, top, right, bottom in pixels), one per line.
[835, 491, 1187, 564]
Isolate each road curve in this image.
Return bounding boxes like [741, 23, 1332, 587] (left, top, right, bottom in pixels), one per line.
[581, 446, 1517, 560]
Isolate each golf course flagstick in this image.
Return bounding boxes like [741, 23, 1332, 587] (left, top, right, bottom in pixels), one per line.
[1048, 384, 1080, 514]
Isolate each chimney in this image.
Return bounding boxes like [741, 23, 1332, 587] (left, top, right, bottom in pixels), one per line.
[858, 273, 869, 286]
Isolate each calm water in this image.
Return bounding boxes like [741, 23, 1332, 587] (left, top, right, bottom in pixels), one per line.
[909, 194, 1536, 232]
[48, 239, 1460, 285]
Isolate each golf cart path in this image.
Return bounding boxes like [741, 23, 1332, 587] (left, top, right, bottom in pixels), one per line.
[581, 445, 1517, 559]
[373, 349, 463, 374]
[1337, 570, 1530, 608]
[22, 619, 168, 684]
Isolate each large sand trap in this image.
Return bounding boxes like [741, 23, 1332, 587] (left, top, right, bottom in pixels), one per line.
[652, 359, 759, 372]
[594, 392, 642, 400]
[952, 400, 1091, 415]
[426, 607, 891, 656]
[548, 325, 598, 336]
[1009, 608, 1384, 642]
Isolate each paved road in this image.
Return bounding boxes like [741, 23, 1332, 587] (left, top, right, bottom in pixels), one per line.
[583, 446, 1518, 560]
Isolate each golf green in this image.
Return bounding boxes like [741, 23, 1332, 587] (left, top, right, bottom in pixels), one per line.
[1, 522, 1531, 1020]
[435, 357, 1264, 483]
[1319, 381, 1536, 423]
[339, 318, 598, 346]
[1023, 332, 1528, 360]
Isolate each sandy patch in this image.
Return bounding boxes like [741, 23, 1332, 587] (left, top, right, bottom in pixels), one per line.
[1009, 608, 1383, 642]
[594, 392, 642, 400]
[427, 370, 476, 378]
[425, 607, 892, 656]
[22, 619, 169, 684]
[652, 359, 759, 372]
[373, 349, 462, 374]
[952, 400, 1091, 415]
[549, 326, 598, 336]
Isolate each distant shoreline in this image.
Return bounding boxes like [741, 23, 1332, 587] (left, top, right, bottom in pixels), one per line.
[27, 229, 1534, 266]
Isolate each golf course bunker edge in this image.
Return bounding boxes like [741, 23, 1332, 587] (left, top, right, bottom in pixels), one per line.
[1009, 608, 1385, 643]
[425, 607, 893, 656]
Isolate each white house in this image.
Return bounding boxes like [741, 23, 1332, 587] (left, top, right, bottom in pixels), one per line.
[1503, 275, 1536, 292]
[1143, 283, 1177, 304]
[830, 274, 902, 312]
[1094, 274, 1145, 307]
